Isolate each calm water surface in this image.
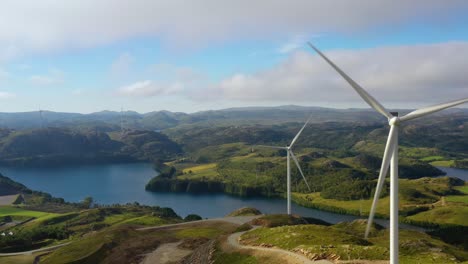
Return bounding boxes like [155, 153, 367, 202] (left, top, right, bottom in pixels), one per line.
[437, 166, 468, 181]
[0, 163, 424, 230]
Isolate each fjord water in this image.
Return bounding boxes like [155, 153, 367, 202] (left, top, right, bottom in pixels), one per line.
[0, 163, 464, 228]
[437, 166, 468, 181]
[0, 163, 363, 224]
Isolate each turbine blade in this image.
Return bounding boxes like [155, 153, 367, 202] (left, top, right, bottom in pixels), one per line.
[290, 115, 312, 147]
[365, 125, 398, 238]
[255, 145, 288, 150]
[307, 42, 392, 120]
[290, 150, 311, 192]
[400, 97, 468, 122]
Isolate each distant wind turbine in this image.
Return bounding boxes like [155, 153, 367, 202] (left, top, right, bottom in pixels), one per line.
[38, 107, 44, 128]
[308, 42, 468, 264]
[120, 107, 125, 139]
[256, 116, 312, 215]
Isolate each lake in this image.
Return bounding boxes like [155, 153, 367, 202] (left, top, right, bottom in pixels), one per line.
[437, 166, 468, 181]
[0, 163, 431, 230]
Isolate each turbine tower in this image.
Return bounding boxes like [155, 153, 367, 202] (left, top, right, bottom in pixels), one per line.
[308, 42, 468, 264]
[39, 108, 44, 128]
[120, 107, 125, 139]
[256, 116, 312, 215]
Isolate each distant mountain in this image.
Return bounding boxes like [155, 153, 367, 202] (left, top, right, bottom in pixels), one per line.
[0, 105, 466, 131]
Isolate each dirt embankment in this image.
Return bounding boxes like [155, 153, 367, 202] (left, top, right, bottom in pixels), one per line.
[181, 239, 216, 264]
[141, 242, 192, 264]
[224, 229, 333, 264]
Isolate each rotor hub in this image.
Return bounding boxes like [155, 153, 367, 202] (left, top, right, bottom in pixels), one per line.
[388, 116, 400, 126]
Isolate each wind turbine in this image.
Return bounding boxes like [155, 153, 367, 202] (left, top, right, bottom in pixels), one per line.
[308, 42, 468, 264]
[120, 107, 125, 139]
[256, 117, 312, 215]
[38, 105, 45, 128]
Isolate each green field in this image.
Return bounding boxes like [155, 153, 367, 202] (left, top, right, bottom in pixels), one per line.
[180, 163, 219, 179]
[119, 215, 167, 226]
[407, 206, 468, 226]
[431, 160, 456, 167]
[455, 185, 468, 194]
[213, 249, 258, 264]
[102, 212, 167, 226]
[292, 192, 389, 217]
[446, 195, 468, 204]
[0, 206, 56, 218]
[293, 177, 460, 217]
[176, 227, 223, 239]
[445, 185, 468, 205]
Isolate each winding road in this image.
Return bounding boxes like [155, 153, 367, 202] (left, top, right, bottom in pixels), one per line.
[136, 215, 260, 231]
[226, 228, 333, 264]
[2, 215, 333, 264]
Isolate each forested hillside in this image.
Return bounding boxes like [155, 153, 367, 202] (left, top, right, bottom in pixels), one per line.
[0, 128, 181, 167]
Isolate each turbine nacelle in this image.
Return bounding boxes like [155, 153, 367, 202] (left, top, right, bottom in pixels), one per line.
[388, 117, 400, 126]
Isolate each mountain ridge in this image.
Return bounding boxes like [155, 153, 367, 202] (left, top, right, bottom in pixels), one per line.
[0, 105, 466, 131]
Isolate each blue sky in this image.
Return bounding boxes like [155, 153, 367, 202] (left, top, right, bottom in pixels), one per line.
[0, 1, 467, 113]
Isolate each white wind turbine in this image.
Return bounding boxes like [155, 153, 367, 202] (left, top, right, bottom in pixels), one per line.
[308, 42, 468, 264]
[256, 117, 312, 215]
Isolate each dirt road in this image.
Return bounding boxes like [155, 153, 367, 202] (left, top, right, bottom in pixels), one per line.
[140, 242, 192, 264]
[136, 215, 260, 231]
[226, 229, 333, 264]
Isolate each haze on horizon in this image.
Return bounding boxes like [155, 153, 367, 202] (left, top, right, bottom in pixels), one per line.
[0, 0, 467, 114]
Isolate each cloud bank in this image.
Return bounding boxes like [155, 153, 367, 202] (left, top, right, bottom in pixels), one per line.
[114, 41, 468, 107]
[202, 42, 468, 105]
[117, 80, 184, 97]
[0, 0, 466, 58]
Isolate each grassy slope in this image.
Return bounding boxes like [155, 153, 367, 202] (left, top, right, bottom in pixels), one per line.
[407, 206, 468, 226]
[42, 221, 237, 264]
[33, 210, 180, 263]
[240, 223, 468, 263]
[292, 192, 390, 217]
[171, 143, 467, 226]
[293, 177, 468, 226]
[446, 185, 468, 204]
[176, 227, 224, 239]
[0, 206, 56, 218]
[0, 254, 38, 264]
[171, 143, 279, 187]
[0, 206, 181, 256]
[213, 248, 258, 264]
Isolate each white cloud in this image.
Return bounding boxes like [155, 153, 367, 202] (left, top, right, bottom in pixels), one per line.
[117, 80, 184, 97]
[203, 42, 468, 106]
[0, 91, 15, 99]
[0, 1, 466, 56]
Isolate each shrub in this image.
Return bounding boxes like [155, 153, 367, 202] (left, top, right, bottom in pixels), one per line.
[184, 214, 203, 222]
